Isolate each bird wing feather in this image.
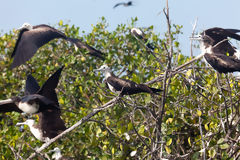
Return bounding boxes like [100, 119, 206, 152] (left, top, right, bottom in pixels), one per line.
[0, 98, 22, 113]
[25, 75, 40, 95]
[37, 67, 64, 106]
[11, 25, 66, 68]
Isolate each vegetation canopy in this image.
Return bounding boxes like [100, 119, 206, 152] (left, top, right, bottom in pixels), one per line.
[0, 16, 240, 159]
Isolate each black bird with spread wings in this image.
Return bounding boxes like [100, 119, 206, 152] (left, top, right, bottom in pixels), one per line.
[0, 67, 63, 114]
[192, 27, 240, 73]
[13, 67, 66, 142]
[94, 65, 162, 96]
[113, 1, 133, 9]
[10, 23, 105, 69]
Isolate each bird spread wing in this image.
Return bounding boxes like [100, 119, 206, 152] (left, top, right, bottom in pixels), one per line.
[113, 2, 124, 8]
[25, 75, 40, 95]
[38, 67, 64, 105]
[10, 25, 66, 68]
[68, 38, 105, 60]
[204, 53, 240, 73]
[205, 27, 240, 41]
[0, 98, 22, 113]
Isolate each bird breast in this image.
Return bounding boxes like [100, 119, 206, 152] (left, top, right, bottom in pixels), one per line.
[18, 101, 39, 114]
[29, 126, 44, 141]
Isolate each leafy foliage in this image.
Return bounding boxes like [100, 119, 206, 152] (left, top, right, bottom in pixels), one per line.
[0, 17, 240, 159]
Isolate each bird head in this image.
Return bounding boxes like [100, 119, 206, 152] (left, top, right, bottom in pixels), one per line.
[18, 23, 33, 31]
[49, 147, 62, 160]
[94, 65, 112, 78]
[94, 64, 111, 72]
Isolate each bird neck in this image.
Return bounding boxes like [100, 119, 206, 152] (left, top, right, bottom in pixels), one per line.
[28, 124, 44, 141]
[52, 151, 62, 160]
[104, 70, 114, 79]
[200, 41, 213, 54]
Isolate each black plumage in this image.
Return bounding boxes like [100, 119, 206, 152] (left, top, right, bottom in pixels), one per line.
[95, 65, 162, 96]
[192, 27, 240, 73]
[11, 23, 104, 68]
[15, 67, 66, 142]
[113, 1, 133, 8]
[197, 27, 240, 56]
[0, 67, 63, 114]
[204, 53, 240, 73]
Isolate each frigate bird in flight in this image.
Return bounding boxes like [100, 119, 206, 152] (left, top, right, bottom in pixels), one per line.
[10, 23, 105, 68]
[191, 27, 240, 73]
[113, 1, 133, 9]
[131, 27, 155, 50]
[94, 65, 162, 96]
[0, 67, 63, 114]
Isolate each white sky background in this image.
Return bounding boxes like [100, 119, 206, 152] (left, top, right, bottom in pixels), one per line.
[0, 0, 240, 56]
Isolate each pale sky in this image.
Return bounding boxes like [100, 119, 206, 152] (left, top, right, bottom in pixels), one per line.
[1, 0, 240, 55]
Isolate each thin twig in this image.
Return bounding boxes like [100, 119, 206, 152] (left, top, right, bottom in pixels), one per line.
[7, 144, 23, 160]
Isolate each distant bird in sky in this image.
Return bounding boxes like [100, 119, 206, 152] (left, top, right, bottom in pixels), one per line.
[94, 64, 162, 96]
[10, 23, 104, 69]
[0, 67, 63, 114]
[131, 27, 155, 50]
[192, 27, 240, 73]
[113, 1, 133, 9]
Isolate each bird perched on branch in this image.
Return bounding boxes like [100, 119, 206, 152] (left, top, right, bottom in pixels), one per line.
[113, 1, 133, 9]
[94, 65, 162, 96]
[10, 23, 105, 69]
[14, 67, 66, 142]
[191, 27, 240, 73]
[130, 27, 155, 50]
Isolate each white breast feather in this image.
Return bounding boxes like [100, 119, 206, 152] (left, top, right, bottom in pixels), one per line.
[19, 102, 39, 114]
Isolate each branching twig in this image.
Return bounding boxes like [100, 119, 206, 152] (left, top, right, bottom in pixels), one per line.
[7, 144, 23, 160]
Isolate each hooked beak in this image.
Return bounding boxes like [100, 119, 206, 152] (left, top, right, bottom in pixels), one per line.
[48, 149, 55, 153]
[16, 122, 27, 126]
[189, 34, 202, 40]
[93, 68, 101, 72]
[17, 26, 24, 31]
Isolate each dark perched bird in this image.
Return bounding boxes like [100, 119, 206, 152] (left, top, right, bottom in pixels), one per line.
[191, 27, 240, 73]
[16, 106, 66, 142]
[193, 27, 240, 57]
[49, 147, 74, 160]
[94, 65, 162, 96]
[10, 23, 104, 68]
[131, 27, 155, 50]
[0, 67, 63, 114]
[113, 1, 133, 8]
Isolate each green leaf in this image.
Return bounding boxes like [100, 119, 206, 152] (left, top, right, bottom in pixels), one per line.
[166, 138, 172, 146]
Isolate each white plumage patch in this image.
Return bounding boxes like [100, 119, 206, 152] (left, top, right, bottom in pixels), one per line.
[234, 50, 240, 60]
[18, 101, 39, 114]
